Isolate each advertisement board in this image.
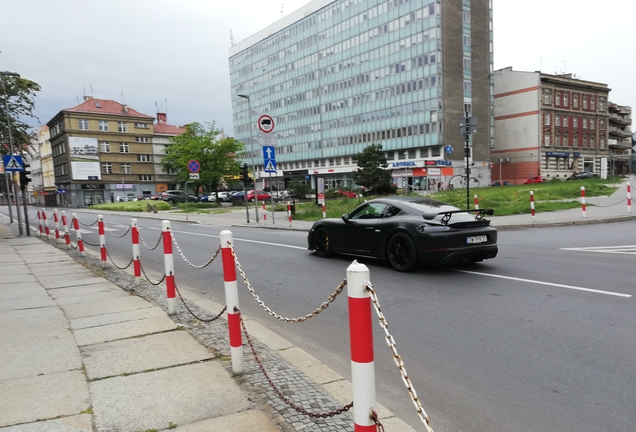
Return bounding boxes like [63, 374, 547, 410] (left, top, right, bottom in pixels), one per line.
[69, 137, 101, 180]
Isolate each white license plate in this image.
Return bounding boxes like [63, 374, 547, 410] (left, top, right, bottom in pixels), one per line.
[466, 235, 488, 244]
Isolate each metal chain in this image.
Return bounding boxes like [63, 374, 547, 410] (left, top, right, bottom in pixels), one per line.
[78, 217, 99, 227]
[370, 409, 385, 432]
[106, 249, 134, 270]
[82, 238, 100, 247]
[29, 213, 38, 221]
[139, 231, 163, 250]
[231, 243, 346, 322]
[365, 283, 434, 432]
[104, 223, 132, 238]
[237, 308, 353, 418]
[170, 232, 221, 269]
[592, 197, 628, 208]
[174, 282, 227, 322]
[138, 261, 166, 286]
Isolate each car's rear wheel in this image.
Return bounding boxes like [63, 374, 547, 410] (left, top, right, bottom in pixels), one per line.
[313, 227, 333, 257]
[387, 233, 419, 272]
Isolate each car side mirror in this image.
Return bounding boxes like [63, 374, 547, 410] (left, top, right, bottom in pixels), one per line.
[341, 213, 350, 223]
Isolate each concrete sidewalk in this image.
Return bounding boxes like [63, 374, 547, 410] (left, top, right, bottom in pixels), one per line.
[0, 222, 413, 432]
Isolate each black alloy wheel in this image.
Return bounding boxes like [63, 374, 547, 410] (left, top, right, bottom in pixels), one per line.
[313, 227, 333, 257]
[387, 232, 419, 272]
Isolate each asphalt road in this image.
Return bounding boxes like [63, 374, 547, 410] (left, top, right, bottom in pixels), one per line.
[7, 207, 636, 432]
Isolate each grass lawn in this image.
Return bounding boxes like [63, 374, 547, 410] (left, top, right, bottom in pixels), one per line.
[288, 178, 621, 220]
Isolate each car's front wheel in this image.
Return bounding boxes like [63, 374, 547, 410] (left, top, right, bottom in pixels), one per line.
[387, 233, 419, 272]
[313, 227, 333, 257]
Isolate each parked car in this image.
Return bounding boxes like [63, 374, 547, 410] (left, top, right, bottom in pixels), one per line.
[336, 189, 357, 198]
[217, 191, 234, 202]
[271, 190, 291, 201]
[198, 195, 213, 202]
[149, 194, 161, 200]
[160, 190, 198, 204]
[524, 176, 548, 184]
[115, 196, 133, 202]
[229, 191, 247, 203]
[137, 194, 153, 200]
[567, 172, 598, 181]
[491, 181, 512, 187]
[245, 190, 272, 202]
[307, 197, 498, 272]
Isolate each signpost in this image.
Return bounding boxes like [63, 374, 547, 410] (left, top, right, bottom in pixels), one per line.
[458, 115, 477, 209]
[262, 146, 277, 223]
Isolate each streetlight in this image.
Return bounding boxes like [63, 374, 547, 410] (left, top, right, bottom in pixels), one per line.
[1, 71, 23, 234]
[237, 94, 259, 222]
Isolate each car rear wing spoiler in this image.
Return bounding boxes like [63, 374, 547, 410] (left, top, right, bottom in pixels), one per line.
[423, 208, 494, 225]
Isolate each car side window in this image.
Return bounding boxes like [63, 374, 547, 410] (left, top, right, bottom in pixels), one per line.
[350, 203, 387, 220]
[382, 205, 401, 218]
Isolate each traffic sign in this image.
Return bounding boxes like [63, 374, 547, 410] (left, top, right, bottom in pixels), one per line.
[445, 145, 453, 154]
[187, 159, 200, 173]
[258, 115, 275, 134]
[189, 173, 200, 180]
[262, 145, 277, 173]
[3, 155, 23, 171]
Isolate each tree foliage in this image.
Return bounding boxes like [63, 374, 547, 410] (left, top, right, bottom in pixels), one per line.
[352, 143, 395, 194]
[161, 122, 244, 197]
[0, 74, 41, 154]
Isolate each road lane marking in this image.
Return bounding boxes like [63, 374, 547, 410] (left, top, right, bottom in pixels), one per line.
[561, 245, 636, 255]
[454, 269, 632, 298]
[165, 229, 307, 250]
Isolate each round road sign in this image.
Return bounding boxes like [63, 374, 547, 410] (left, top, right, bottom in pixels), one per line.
[258, 115, 275, 134]
[187, 160, 200, 173]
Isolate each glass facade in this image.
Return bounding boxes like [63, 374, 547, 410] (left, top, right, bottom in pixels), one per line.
[229, 0, 492, 188]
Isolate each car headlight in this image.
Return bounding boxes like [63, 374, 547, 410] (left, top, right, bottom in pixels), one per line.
[416, 224, 451, 233]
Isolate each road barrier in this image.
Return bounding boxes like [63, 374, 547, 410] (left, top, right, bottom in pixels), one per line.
[29, 212, 440, 431]
[53, 209, 60, 240]
[41, 208, 51, 238]
[581, 186, 586, 218]
[37, 210, 43, 235]
[61, 211, 70, 248]
[530, 191, 535, 219]
[627, 182, 631, 213]
[474, 194, 479, 210]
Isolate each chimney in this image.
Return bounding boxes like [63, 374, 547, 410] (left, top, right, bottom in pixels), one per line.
[83, 95, 93, 101]
[123, 104, 129, 113]
[157, 113, 167, 125]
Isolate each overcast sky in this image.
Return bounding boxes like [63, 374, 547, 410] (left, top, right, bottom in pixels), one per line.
[1, 0, 634, 137]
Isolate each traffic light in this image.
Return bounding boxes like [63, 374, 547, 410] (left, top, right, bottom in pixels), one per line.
[240, 163, 249, 183]
[19, 163, 31, 188]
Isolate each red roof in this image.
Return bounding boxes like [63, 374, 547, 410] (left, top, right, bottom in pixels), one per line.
[65, 98, 154, 119]
[154, 123, 187, 136]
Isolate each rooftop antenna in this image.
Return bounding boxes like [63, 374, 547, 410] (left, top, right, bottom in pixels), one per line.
[281, 3, 284, 17]
[90, 85, 93, 96]
[121, 89, 125, 104]
[230, 29, 236, 46]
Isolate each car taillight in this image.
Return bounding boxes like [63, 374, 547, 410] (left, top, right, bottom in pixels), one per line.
[416, 224, 451, 233]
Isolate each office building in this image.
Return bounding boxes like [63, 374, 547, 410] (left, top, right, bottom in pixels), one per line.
[229, 0, 494, 191]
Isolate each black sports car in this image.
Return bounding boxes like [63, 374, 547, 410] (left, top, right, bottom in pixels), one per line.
[307, 196, 498, 272]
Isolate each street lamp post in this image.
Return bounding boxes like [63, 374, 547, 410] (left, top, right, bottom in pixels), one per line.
[237, 94, 259, 222]
[2, 71, 23, 235]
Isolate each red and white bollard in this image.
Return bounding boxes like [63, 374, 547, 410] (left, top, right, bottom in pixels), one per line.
[474, 195, 479, 210]
[131, 219, 141, 285]
[98, 215, 106, 267]
[37, 210, 43, 236]
[322, 203, 326, 219]
[627, 183, 631, 213]
[581, 186, 586, 218]
[262, 201, 267, 222]
[53, 209, 60, 241]
[287, 201, 292, 227]
[347, 260, 376, 431]
[72, 213, 85, 256]
[42, 209, 50, 239]
[61, 211, 71, 249]
[162, 221, 176, 315]
[220, 230, 244, 374]
[530, 191, 535, 220]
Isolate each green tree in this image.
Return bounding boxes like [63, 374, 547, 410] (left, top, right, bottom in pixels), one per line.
[0, 74, 41, 153]
[161, 122, 244, 198]
[352, 143, 395, 194]
[287, 180, 312, 198]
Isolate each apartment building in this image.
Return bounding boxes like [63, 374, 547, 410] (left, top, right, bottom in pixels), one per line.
[152, 113, 186, 194]
[493, 67, 611, 183]
[607, 102, 632, 175]
[229, 0, 494, 191]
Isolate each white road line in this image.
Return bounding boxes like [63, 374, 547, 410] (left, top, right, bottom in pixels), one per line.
[454, 269, 632, 298]
[561, 245, 636, 254]
[168, 229, 307, 250]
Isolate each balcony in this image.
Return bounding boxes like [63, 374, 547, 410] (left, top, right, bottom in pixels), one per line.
[609, 126, 632, 138]
[609, 113, 632, 126]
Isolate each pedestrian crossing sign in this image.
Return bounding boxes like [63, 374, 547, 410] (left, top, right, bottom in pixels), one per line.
[2, 155, 24, 171]
[264, 160, 277, 173]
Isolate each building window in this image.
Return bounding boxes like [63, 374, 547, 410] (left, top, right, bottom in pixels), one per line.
[119, 143, 129, 153]
[544, 132, 550, 146]
[573, 94, 578, 108]
[102, 163, 112, 174]
[137, 154, 151, 162]
[583, 96, 588, 110]
[590, 119, 594, 129]
[600, 137, 605, 148]
[544, 91, 551, 105]
[555, 115, 560, 127]
[463, 34, 471, 46]
[573, 117, 578, 128]
[118, 122, 127, 132]
[555, 92, 560, 106]
[139, 175, 153, 181]
[78, 119, 89, 130]
[462, 11, 470, 23]
[463, 57, 471, 69]
[463, 80, 472, 91]
[134, 122, 149, 128]
[590, 98, 595, 110]
[583, 135, 588, 147]
[99, 142, 111, 152]
[563, 93, 568, 107]
[563, 115, 568, 127]
[544, 113, 550, 126]
[135, 136, 150, 143]
[582, 118, 587, 129]
[98, 120, 109, 131]
[121, 163, 131, 174]
[590, 136, 595, 147]
[600, 119, 605, 130]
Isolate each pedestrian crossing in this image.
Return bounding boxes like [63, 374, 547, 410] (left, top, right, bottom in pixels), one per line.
[561, 245, 636, 255]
